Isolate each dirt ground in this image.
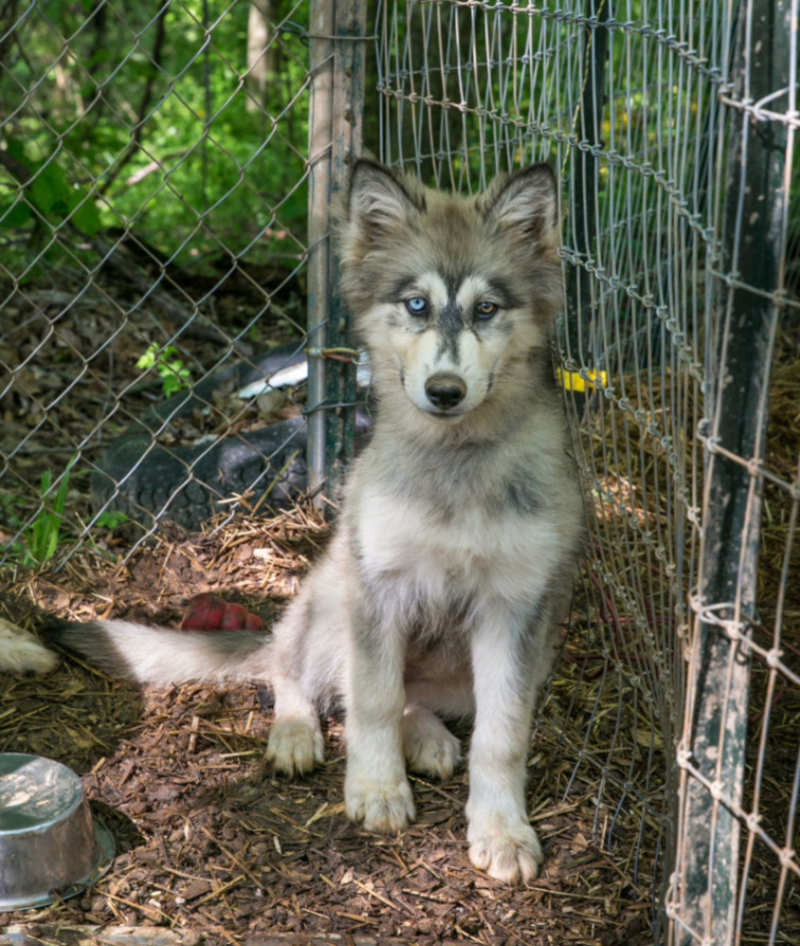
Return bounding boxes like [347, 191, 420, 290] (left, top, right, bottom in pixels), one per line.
[0, 509, 654, 946]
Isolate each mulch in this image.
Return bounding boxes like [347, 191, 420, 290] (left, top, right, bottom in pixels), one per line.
[0, 507, 653, 946]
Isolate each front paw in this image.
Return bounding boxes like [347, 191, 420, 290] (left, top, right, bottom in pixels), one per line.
[468, 821, 544, 884]
[266, 718, 323, 775]
[345, 772, 416, 832]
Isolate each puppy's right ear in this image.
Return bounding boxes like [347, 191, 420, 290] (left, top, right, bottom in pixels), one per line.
[347, 160, 423, 235]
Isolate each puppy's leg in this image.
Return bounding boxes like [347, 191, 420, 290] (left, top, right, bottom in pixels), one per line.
[402, 703, 461, 780]
[265, 673, 324, 775]
[344, 605, 415, 832]
[265, 567, 344, 775]
[466, 602, 557, 884]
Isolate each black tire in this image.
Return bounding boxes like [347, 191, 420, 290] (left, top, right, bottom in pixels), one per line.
[91, 418, 308, 533]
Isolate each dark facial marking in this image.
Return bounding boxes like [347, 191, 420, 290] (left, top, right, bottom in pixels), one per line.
[436, 299, 462, 363]
[485, 276, 525, 310]
[444, 272, 464, 299]
[381, 274, 418, 305]
[432, 270, 466, 363]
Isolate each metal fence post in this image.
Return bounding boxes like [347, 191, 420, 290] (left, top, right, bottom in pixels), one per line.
[306, 0, 368, 506]
[673, 1, 792, 942]
[565, 0, 609, 367]
[324, 0, 368, 491]
[307, 0, 335, 502]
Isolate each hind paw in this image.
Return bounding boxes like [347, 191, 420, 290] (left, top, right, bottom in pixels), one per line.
[403, 707, 461, 780]
[266, 718, 323, 775]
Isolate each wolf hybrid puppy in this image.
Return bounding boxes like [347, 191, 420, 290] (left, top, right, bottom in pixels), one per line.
[48, 160, 584, 884]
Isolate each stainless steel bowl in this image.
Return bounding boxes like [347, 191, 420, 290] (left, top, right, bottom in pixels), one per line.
[0, 752, 115, 910]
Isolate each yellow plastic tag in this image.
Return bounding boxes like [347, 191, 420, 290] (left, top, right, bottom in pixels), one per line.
[556, 369, 608, 392]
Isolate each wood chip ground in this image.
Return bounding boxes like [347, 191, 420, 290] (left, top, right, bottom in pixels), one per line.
[0, 509, 652, 946]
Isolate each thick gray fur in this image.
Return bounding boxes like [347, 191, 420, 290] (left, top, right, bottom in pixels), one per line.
[41, 160, 584, 885]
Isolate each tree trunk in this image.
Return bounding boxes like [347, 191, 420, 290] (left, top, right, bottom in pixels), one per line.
[247, 0, 276, 112]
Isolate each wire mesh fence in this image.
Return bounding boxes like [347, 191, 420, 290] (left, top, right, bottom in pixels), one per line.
[375, 0, 798, 943]
[1, 0, 799, 943]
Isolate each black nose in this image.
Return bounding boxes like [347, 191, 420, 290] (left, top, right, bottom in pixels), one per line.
[425, 373, 467, 410]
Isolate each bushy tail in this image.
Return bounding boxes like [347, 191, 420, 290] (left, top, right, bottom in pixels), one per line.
[43, 619, 270, 686]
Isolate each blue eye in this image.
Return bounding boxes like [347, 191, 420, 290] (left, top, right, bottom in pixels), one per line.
[476, 301, 498, 319]
[405, 297, 428, 316]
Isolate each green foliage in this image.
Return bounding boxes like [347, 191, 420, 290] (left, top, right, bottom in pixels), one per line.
[0, 463, 123, 565]
[94, 510, 128, 530]
[137, 343, 193, 397]
[0, 492, 22, 536]
[0, 0, 311, 272]
[0, 140, 101, 236]
[25, 462, 74, 566]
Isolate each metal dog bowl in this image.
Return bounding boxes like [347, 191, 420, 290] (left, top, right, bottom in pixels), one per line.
[0, 753, 114, 910]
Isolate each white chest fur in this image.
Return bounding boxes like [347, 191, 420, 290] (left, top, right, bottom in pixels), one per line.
[355, 481, 574, 616]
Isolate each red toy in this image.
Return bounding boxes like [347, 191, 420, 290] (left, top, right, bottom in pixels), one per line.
[181, 593, 264, 632]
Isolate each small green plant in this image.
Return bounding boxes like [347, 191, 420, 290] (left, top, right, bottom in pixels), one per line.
[94, 510, 128, 530]
[137, 343, 192, 397]
[26, 465, 73, 565]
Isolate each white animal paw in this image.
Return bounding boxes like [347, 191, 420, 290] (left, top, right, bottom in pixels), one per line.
[265, 718, 323, 775]
[345, 774, 416, 832]
[468, 822, 544, 884]
[0, 619, 58, 675]
[403, 708, 461, 779]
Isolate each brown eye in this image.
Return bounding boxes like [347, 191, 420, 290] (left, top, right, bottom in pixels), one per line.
[476, 301, 498, 319]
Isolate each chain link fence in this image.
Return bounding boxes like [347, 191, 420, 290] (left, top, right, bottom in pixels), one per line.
[1, 0, 799, 943]
[1, 0, 337, 564]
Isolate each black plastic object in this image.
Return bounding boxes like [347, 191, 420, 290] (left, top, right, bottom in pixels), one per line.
[90, 344, 369, 532]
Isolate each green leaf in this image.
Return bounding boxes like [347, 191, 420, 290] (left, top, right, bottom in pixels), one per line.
[5, 139, 28, 164]
[67, 189, 102, 236]
[136, 345, 158, 370]
[29, 162, 71, 216]
[95, 510, 128, 529]
[161, 373, 183, 397]
[0, 200, 32, 229]
[26, 460, 75, 565]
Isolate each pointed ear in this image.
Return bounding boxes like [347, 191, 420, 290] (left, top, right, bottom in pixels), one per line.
[346, 160, 423, 234]
[481, 164, 559, 246]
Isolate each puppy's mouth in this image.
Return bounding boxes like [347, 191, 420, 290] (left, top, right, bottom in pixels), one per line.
[421, 407, 466, 421]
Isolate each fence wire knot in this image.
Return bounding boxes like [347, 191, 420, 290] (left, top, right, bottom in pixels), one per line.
[745, 811, 762, 833]
[778, 847, 797, 870]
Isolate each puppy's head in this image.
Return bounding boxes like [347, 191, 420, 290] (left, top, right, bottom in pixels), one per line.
[337, 160, 562, 421]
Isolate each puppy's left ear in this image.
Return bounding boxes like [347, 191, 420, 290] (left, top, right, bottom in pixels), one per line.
[481, 164, 559, 247]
